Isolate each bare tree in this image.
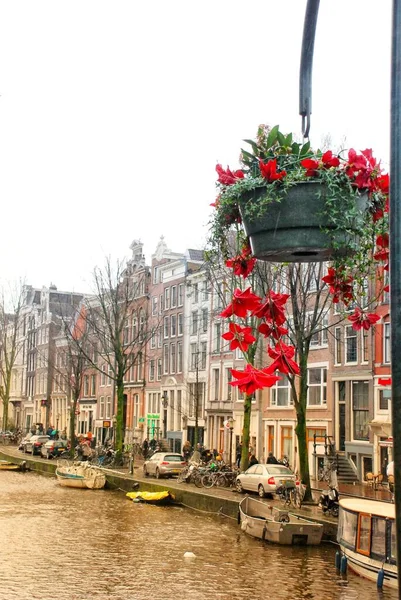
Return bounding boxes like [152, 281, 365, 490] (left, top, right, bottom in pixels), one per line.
[0, 283, 25, 431]
[66, 257, 155, 460]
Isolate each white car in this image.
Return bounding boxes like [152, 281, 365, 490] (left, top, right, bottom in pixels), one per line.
[235, 464, 297, 497]
[143, 452, 187, 479]
[24, 435, 50, 455]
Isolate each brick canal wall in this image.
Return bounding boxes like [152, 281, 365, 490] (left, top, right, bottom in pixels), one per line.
[0, 448, 338, 541]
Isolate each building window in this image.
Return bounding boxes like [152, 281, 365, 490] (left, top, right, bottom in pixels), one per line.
[178, 284, 184, 307]
[177, 342, 183, 373]
[164, 288, 170, 310]
[213, 369, 220, 400]
[91, 374, 96, 396]
[201, 341, 207, 370]
[362, 329, 369, 363]
[153, 267, 158, 284]
[123, 318, 130, 345]
[137, 353, 143, 381]
[83, 375, 89, 397]
[170, 344, 176, 374]
[149, 359, 155, 381]
[191, 311, 198, 335]
[202, 281, 208, 301]
[171, 314, 177, 337]
[178, 313, 183, 336]
[202, 308, 208, 332]
[101, 365, 106, 386]
[379, 388, 391, 410]
[164, 316, 169, 338]
[171, 286, 177, 308]
[99, 396, 105, 419]
[150, 331, 156, 349]
[214, 322, 221, 353]
[384, 323, 391, 364]
[352, 381, 369, 440]
[106, 396, 112, 419]
[152, 296, 158, 316]
[226, 368, 232, 401]
[309, 314, 328, 347]
[190, 343, 198, 370]
[159, 294, 164, 314]
[271, 376, 292, 407]
[334, 327, 342, 365]
[157, 358, 162, 381]
[157, 327, 162, 348]
[307, 367, 327, 406]
[163, 345, 169, 374]
[345, 326, 358, 363]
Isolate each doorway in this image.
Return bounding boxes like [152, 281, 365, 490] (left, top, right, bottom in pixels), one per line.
[338, 381, 346, 451]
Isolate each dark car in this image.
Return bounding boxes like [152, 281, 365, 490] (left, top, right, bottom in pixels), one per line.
[40, 439, 68, 459]
[25, 435, 50, 455]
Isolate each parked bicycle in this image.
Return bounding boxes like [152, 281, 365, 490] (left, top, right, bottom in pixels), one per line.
[276, 480, 302, 508]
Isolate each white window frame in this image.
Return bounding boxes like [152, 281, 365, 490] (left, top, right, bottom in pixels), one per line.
[345, 326, 358, 364]
[384, 322, 391, 364]
[270, 375, 293, 407]
[307, 365, 327, 407]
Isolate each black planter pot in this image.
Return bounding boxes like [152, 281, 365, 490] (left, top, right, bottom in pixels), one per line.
[240, 181, 367, 263]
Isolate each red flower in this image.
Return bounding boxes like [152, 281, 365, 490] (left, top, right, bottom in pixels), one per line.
[348, 308, 380, 331]
[252, 291, 289, 326]
[222, 323, 256, 352]
[226, 245, 257, 278]
[229, 364, 281, 395]
[258, 321, 288, 340]
[220, 287, 261, 319]
[259, 158, 287, 182]
[266, 342, 300, 375]
[322, 267, 354, 304]
[216, 164, 244, 186]
[300, 151, 340, 177]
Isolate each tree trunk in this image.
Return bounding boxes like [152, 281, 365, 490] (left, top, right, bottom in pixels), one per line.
[295, 352, 312, 501]
[240, 394, 252, 471]
[115, 374, 125, 461]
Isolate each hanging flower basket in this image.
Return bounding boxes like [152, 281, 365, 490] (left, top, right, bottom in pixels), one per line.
[240, 181, 368, 262]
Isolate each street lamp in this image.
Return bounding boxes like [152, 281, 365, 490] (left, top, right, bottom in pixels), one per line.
[228, 417, 234, 466]
[162, 391, 168, 438]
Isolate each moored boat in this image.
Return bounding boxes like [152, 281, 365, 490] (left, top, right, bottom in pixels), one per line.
[0, 460, 28, 472]
[337, 497, 397, 588]
[239, 495, 323, 546]
[55, 462, 106, 489]
[126, 490, 176, 505]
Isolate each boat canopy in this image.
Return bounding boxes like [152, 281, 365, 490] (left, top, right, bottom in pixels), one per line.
[339, 497, 395, 519]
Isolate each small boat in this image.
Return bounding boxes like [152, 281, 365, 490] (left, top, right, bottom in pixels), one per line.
[238, 496, 323, 546]
[0, 460, 29, 472]
[55, 462, 106, 489]
[337, 497, 397, 588]
[126, 490, 176, 505]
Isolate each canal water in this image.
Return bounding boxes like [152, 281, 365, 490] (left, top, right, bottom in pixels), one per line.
[0, 471, 397, 600]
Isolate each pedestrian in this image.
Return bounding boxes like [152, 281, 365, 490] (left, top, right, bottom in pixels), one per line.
[235, 442, 242, 468]
[149, 437, 157, 451]
[183, 440, 192, 462]
[249, 454, 259, 468]
[142, 438, 149, 459]
[266, 452, 279, 464]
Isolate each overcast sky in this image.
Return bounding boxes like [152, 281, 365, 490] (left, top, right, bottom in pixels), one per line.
[0, 0, 392, 294]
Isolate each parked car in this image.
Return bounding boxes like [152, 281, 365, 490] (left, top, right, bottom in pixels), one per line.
[143, 452, 187, 479]
[40, 439, 68, 459]
[235, 464, 297, 497]
[24, 435, 50, 455]
[19, 433, 34, 452]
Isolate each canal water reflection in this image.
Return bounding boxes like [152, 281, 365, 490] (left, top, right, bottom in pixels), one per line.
[0, 471, 397, 600]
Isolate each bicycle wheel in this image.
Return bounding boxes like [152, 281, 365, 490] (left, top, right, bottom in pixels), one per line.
[201, 473, 214, 488]
[193, 472, 203, 488]
[215, 473, 227, 487]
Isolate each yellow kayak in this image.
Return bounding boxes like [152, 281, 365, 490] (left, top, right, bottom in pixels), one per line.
[126, 490, 176, 504]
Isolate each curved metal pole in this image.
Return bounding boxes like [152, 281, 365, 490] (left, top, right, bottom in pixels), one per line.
[390, 0, 401, 594]
[299, 0, 321, 138]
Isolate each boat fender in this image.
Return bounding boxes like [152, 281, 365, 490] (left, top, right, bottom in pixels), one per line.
[237, 510, 241, 525]
[340, 555, 347, 575]
[377, 568, 385, 588]
[183, 552, 196, 559]
[262, 525, 267, 541]
[279, 514, 290, 524]
[335, 551, 341, 570]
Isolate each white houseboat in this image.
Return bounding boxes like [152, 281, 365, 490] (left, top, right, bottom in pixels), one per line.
[337, 497, 397, 588]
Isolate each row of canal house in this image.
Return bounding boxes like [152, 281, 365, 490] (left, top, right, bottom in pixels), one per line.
[3, 238, 392, 482]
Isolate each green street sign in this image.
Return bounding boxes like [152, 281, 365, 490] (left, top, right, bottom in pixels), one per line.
[138, 417, 145, 423]
[147, 413, 160, 420]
